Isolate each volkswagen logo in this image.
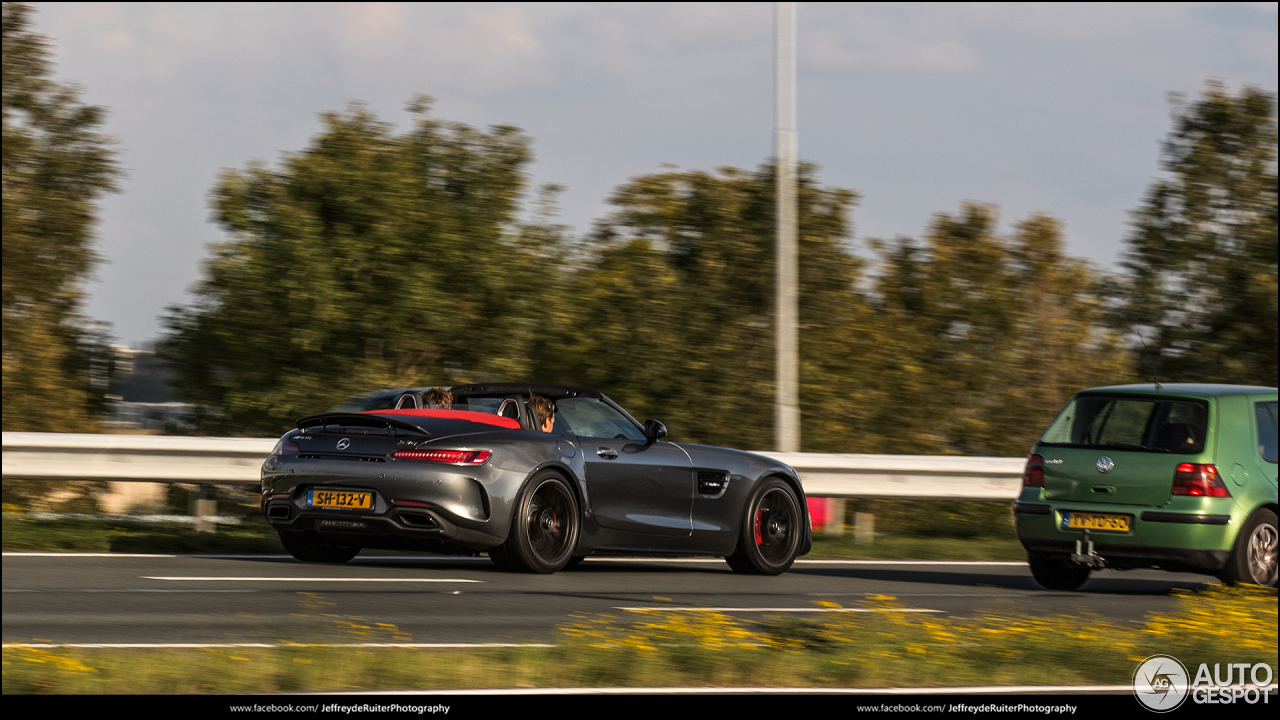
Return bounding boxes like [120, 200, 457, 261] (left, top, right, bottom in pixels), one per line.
[336, 438, 351, 450]
[1097, 456, 1115, 474]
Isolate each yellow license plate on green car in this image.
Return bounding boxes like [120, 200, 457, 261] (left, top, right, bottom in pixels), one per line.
[308, 489, 373, 510]
[1062, 511, 1132, 533]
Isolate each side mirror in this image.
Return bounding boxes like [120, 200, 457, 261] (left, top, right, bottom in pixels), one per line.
[644, 419, 667, 444]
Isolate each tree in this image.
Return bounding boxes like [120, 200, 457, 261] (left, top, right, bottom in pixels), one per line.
[162, 99, 565, 435]
[1122, 81, 1278, 385]
[2, 3, 120, 431]
[868, 204, 1131, 456]
[537, 162, 869, 451]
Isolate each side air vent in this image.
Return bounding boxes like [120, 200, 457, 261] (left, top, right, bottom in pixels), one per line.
[698, 471, 729, 496]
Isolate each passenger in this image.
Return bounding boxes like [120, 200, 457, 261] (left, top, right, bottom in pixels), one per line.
[529, 395, 556, 433]
[422, 387, 453, 410]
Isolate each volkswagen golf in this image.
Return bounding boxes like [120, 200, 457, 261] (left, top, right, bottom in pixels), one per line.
[1015, 384, 1277, 590]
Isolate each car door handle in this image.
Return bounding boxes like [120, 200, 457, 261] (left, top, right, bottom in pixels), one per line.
[596, 447, 619, 459]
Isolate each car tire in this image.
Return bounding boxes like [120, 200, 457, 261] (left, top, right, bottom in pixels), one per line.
[278, 531, 360, 563]
[725, 477, 802, 575]
[1218, 508, 1278, 588]
[1027, 553, 1090, 590]
[487, 545, 514, 571]
[494, 471, 580, 573]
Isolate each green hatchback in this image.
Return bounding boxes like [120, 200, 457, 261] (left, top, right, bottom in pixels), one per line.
[1015, 384, 1277, 590]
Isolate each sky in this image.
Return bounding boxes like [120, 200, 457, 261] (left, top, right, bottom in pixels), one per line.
[28, 2, 1280, 347]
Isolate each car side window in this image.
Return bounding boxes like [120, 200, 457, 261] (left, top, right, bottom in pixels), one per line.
[1256, 402, 1278, 464]
[556, 398, 645, 441]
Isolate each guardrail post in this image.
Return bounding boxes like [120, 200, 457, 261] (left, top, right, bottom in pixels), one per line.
[828, 498, 846, 535]
[855, 512, 875, 544]
[192, 488, 217, 533]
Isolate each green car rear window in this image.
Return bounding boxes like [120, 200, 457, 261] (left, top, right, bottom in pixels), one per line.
[1257, 402, 1278, 464]
[1040, 394, 1209, 454]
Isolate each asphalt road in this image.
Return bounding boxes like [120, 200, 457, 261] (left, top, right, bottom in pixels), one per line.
[2, 553, 1215, 646]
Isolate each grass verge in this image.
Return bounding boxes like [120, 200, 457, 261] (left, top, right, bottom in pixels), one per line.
[4, 506, 1026, 560]
[4, 584, 1274, 693]
[2, 511, 286, 554]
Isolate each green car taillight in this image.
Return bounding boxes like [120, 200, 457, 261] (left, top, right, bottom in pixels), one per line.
[1171, 463, 1230, 497]
[1022, 454, 1045, 488]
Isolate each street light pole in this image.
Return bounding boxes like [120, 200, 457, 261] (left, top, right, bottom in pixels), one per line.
[775, 1, 799, 453]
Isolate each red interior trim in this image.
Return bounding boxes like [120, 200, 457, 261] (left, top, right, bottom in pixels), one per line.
[361, 409, 521, 429]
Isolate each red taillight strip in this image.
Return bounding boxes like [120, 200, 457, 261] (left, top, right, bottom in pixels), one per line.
[1022, 454, 1045, 488]
[391, 449, 491, 465]
[1171, 463, 1230, 498]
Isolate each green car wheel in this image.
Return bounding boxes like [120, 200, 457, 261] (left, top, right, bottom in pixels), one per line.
[1219, 508, 1278, 587]
[1027, 554, 1090, 591]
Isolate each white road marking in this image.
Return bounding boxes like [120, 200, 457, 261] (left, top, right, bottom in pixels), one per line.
[3, 589, 256, 593]
[143, 576, 482, 582]
[808, 592, 1026, 597]
[3, 552, 177, 557]
[350, 685, 1279, 696]
[613, 606, 941, 613]
[796, 560, 1027, 565]
[3, 642, 552, 649]
[3, 552, 1029, 567]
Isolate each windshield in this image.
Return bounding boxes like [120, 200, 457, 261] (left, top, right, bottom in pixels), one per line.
[555, 397, 645, 441]
[1039, 394, 1209, 454]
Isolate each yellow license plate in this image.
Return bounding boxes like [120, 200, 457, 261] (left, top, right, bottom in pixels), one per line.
[1063, 511, 1131, 533]
[308, 489, 372, 510]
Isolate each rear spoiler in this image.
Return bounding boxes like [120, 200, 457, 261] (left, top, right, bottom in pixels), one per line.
[296, 412, 432, 436]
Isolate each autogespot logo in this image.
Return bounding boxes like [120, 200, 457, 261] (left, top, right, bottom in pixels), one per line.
[1134, 654, 1190, 712]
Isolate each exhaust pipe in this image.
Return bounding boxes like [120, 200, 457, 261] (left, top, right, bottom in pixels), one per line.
[398, 511, 439, 529]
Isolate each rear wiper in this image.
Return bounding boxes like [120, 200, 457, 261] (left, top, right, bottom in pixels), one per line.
[1103, 441, 1169, 453]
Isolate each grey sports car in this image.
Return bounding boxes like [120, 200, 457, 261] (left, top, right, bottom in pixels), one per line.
[260, 383, 812, 574]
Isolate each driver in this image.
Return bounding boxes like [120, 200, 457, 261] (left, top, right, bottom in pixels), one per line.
[529, 395, 555, 433]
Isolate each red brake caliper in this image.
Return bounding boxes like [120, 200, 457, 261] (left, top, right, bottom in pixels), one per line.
[754, 508, 764, 546]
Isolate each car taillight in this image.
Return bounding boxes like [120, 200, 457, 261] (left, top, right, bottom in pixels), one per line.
[1171, 463, 1230, 497]
[1022, 454, 1045, 487]
[272, 439, 299, 457]
[392, 449, 491, 465]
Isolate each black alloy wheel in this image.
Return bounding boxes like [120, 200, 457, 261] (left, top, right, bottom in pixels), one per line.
[496, 471, 580, 573]
[1220, 509, 1278, 588]
[278, 531, 361, 563]
[726, 477, 802, 575]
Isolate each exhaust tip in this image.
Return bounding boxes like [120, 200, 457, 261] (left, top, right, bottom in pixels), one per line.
[398, 511, 439, 529]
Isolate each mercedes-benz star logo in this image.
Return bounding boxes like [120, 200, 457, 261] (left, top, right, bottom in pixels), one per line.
[1097, 456, 1115, 474]
[336, 438, 351, 450]
[1133, 654, 1189, 712]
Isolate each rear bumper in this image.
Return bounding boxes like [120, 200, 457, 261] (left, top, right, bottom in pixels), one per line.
[1019, 537, 1230, 573]
[1014, 493, 1240, 574]
[263, 498, 505, 552]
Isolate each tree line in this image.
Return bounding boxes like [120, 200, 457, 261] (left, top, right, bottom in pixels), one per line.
[4, 3, 1276, 454]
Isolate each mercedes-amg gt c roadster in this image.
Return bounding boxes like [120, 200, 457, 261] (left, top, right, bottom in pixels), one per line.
[261, 383, 811, 574]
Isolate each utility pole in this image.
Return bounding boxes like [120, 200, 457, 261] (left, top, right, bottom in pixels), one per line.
[775, 1, 799, 453]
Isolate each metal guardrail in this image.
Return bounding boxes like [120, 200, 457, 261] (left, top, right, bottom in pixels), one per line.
[2, 433, 1025, 500]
